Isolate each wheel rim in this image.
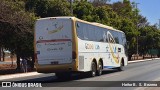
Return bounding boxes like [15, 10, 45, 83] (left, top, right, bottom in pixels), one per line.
[99, 64, 102, 75]
[120, 62, 124, 70]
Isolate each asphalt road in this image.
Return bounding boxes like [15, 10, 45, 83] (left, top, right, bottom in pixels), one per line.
[1, 59, 160, 90]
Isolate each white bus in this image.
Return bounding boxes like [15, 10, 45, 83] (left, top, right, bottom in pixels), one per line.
[34, 17, 128, 78]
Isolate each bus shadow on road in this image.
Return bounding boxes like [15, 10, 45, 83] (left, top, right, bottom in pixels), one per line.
[69, 69, 119, 81]
[21, 69, 120, 83]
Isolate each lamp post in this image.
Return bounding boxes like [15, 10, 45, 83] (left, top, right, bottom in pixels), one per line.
[133, 2, 140, 59]
[159, 19, 160, 29]
[70, 0, 73, 15]
[136, 3, 139, 59]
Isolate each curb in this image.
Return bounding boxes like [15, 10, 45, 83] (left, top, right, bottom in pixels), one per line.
[128, 58, 159, 63]
[0, 72, 41, 81]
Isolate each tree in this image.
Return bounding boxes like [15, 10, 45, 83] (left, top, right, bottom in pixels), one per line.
[73, 1, 95, 21]
[111, 0, 139, 60]
[25, 0, 71, 17]
[92, 0, 111, 7]
[0, 0, 36, 70]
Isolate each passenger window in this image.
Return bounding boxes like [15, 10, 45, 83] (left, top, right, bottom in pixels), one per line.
[88, 25, 96, 41]
[83, 24, 89, 40]
[76, 22, 84, 39]
[95, 27, 104, 42]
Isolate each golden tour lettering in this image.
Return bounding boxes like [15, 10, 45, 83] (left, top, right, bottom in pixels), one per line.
[85, 43, 94, 49]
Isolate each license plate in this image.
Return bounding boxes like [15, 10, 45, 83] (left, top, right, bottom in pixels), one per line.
[51, 61, 59, 65]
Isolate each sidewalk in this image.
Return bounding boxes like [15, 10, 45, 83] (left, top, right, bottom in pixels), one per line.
[128, 58, 160, 63]
[0, 61, 16, 64]
[0, 72, 41, 80]
[0, 58, 159, 81]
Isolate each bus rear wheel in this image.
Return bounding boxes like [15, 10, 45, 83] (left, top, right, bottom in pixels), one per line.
[97, 62, 103, 76]
[90, 62, 97, 77]
[117, 61, 124, 71]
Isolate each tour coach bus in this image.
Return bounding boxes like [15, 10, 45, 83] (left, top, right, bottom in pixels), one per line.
[34, 17, 128, 78]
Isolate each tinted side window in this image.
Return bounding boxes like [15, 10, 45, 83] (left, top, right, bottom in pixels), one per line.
[109, 30, 119, 44]
[118, 32, 123, 45]
[114, 32, 119, 44]
[88, 24, 96, 41]
[83, 23, 89, 40]
[76, 22, 84, 39]
[95, 27, 103, 42]
[122, 33, 127, 46]
[102, 29, 108, 42]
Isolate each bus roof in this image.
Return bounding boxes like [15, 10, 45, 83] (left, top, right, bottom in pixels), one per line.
[36, 16, 74, 21]
[75, 18, 123, 33]
[37, 16, 124, 33]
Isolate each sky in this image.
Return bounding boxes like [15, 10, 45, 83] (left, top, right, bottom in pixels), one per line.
[110, 0, 160, 25]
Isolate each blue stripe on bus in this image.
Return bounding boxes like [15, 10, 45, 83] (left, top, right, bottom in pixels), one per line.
[103, 66, 116, 69]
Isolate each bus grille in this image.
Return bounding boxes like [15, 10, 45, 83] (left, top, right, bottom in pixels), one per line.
[79, 56, 84, 70]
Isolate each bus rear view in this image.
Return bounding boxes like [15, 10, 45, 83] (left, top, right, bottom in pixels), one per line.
[34, 17, 128, 78]
[34, 17, 77, 75]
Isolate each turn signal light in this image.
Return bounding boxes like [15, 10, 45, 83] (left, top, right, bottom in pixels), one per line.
[72, 51, 77, 59]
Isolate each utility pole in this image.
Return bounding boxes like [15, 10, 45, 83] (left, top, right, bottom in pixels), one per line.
[135, 3, 140, 59]
[70, 0, 73, 15]
[159, 19, 160, 29]
[0, 47, 1, 61]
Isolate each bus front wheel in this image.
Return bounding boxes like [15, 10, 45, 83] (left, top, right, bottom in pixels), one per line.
[117, 61, 124, 71]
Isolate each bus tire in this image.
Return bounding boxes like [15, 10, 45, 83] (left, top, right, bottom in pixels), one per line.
[117, 61, 124, 71]
[97, 62, 103, 76]
[90, 62, 97, 77]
